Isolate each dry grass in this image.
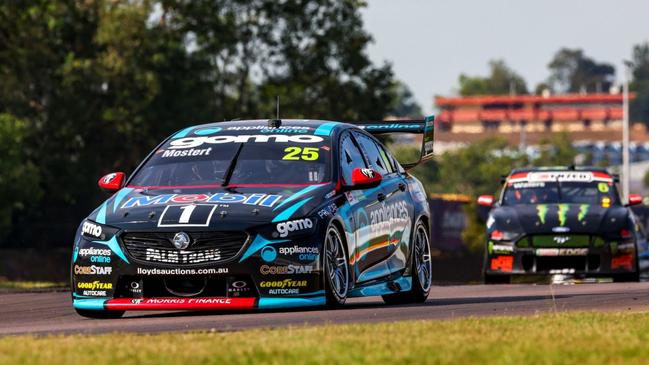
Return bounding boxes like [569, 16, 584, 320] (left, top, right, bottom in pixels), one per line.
[2, 311, 649, 364]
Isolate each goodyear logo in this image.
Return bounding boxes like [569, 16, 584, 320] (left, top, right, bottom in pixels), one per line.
[77, 281, 113, 290]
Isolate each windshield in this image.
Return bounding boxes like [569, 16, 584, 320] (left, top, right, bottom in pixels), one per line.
[502, 181, 620, 206]
[129, 133, 331, 187]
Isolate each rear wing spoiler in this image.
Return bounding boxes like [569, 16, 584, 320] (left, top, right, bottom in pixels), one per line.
[352, 115, 435, 170]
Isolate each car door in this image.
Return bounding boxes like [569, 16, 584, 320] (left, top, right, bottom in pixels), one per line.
[352, 132, 414, 277]
[338, 132, 389, 282]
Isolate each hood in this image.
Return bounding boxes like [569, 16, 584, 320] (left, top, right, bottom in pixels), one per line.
[88, 184, 334, 231]
[491, 203, 630, 236]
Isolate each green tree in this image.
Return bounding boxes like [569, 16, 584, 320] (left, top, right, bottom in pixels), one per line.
[458, 60, 528, 96]
[0, 114, 42, 240]
[431, 138, 528, 252]
[547, 48, 615, 93]
[630, 42, 649, 125]
[389, 81, 423, 118]
[0, 0, 399, 247]
[533, 132, 578, 166]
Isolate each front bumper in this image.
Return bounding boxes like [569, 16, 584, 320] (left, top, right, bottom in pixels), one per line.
[71, 229, 325, 311]
[484, 238, 637, 276]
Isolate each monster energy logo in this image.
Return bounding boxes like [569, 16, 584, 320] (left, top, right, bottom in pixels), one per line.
[578, 204, 589, 221]
[537, 205, 548, 224]
[558, 204, 570, 226]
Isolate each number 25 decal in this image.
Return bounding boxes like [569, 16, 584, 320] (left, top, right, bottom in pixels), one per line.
[158, 204, 217, 227]
[283, 147, 319, 161]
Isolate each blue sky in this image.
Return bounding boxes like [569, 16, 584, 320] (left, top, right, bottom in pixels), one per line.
[361, 0, 649, 114]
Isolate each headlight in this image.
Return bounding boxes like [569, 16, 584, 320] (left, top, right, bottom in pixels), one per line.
[80, 220, 119, 241]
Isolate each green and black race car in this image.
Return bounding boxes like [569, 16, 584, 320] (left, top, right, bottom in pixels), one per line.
[477, 167, 645, 283]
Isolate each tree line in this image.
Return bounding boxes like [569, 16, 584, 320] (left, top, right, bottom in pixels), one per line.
[0, 0, 410, 247]
[456, 46, 649, 126]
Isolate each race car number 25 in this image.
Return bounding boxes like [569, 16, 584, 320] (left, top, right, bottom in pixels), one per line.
[157, 204, 217, 227]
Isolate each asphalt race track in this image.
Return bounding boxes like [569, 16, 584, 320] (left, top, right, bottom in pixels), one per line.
[2, 283, 649, 336]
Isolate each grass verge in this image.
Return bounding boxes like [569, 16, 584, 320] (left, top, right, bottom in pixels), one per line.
[2, 311, 649, 364]
[0, 280, 66, 290]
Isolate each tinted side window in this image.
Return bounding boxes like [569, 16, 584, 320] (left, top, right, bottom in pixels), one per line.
[339, 133, 367, 184]
[354, 133, 390, 175]
[374, 141, 396, 174]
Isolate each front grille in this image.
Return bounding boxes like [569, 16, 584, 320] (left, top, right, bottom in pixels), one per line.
[122, 231, 248, 265]
[536, 256, 586, 272]
[531, 234, 590, 247]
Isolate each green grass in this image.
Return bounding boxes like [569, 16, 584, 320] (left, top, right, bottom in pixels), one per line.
[0, 280, 66, 290]
[2, 311, 649, 364]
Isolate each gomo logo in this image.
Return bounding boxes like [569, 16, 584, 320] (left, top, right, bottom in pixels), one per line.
[82, 221, 102, 238]
[276, 219, 313, 238]
[169, 135, 324, 149]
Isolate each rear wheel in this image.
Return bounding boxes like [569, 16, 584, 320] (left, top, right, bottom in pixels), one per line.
[323, 223, 349, 307]
[75, 308, 124, 319]
[382, 221, 432, 305]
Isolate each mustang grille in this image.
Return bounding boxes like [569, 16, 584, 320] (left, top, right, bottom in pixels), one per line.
[121, 231, 248, 265]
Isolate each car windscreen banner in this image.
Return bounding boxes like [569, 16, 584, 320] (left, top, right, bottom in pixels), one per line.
[352, 115, 435, 168]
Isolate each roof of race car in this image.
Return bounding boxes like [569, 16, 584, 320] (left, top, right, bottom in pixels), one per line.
[508, 166, 611, 175]
[170, 119, 351, 139]
[506, 166, 615, 184]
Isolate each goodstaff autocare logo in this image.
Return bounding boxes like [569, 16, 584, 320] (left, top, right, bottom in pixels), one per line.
[81, 221, 102, 238]
[260, 265, 314, 275]
[122, 193, 282, 209]
[74, 265, 113, 275]
[78, 248, 111, 257]
[259, 279, 308, 288]
[169, 135, 324, 149]
[276, 218, 313, 238]
[77, 281, 113, 290]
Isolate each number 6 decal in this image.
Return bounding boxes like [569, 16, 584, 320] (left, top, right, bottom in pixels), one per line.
[158, 204, 217, 227]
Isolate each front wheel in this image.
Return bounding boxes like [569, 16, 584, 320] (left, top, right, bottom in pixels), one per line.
[75, 308, 125, 319]
[382, 221, 432, 305]
[323, 223, 350, 307]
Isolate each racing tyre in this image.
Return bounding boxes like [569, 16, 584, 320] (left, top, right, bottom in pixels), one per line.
[74, 308, 125, 319]
[323, 223, 350, 307]
[612, 273, 640, 282]
[382, 221, 432, 305]
[613, 251, 640, 282]
[484, 274, 511, 284]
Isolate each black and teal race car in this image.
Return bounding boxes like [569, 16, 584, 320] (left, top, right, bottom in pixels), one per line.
[478, 167, 646, 283]
[71, 118, 435, 318]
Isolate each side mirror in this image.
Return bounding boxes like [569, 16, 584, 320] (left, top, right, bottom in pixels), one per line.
[346, 168, 382, 190]
[627, 194, 643, 207]
[477, 195, 494, 207]
[98, 172, 125, 193]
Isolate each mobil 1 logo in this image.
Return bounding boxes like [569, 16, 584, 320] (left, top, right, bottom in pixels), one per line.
[158, 204, 217, 227]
